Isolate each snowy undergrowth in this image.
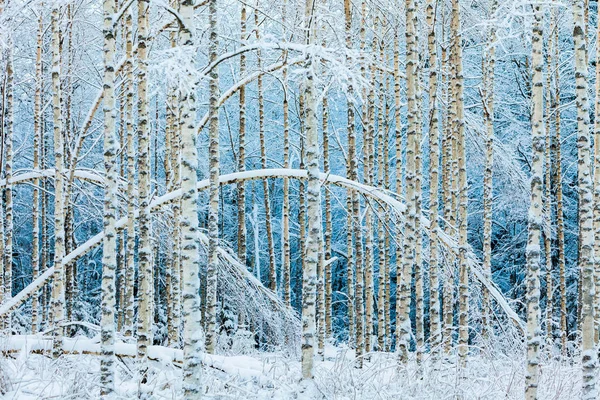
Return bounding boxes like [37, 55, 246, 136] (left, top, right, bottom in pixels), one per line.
[0, 343, 582, 399]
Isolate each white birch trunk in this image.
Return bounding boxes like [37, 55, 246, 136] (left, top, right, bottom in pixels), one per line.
[205, 0, 220, 354]
[179, 0, 203, 396]
[398, 0, 417, 364]
[426, 0, 441, 352]
[136, 0, 153, 367]
[301, 0, 321, 379]
[525, 3, 544, 398]
[100, 0, 117, 392]
[571, 0, 597, 397]
[31, 8, 43, 334]
[49, 6, 66, 359]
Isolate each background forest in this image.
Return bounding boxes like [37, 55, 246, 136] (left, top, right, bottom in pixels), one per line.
[0, 0, 597, 398]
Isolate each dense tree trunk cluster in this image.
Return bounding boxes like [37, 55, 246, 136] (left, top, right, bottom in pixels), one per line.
[3, 0, 600, 397]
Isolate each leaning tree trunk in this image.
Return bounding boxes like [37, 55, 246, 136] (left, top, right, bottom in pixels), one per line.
[525, 3, 544, 398]
[100, 0, 118, 392]
[572, 0, 598, 397]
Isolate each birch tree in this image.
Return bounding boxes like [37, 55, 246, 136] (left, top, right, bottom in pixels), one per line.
[426, 0, 441, 351]
[100, 0, 117, 392]
[572, 0, 597, 396]
[50, 6, 66, 358]
[179, 0, 203, 396]
[398, 0, 418, 364]
[205, 0, 220, 355]
[481, 0, 496, 340]
[137, 0, 153, 368]
[301, 0, 322, 379]
[451, 0, 468, 368]
[525, 2, 544, 397]
[31, 7, 43, 333]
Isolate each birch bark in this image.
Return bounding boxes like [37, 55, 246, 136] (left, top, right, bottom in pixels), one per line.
[571, 0, 597, 396]
[100, 0, 118, 392]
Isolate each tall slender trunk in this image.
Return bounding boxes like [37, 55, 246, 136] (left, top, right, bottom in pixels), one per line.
[301, 0, 321, 379]
[399, 0, 418, 364]
[545, 13, 555, 344]
[572, 0, 597, 397]
[41, 115, 50, 328]
[393, 28, 406, 357]
[343, 0, 356, 347]
[481, 1, 496, 341]
[353, 0, 367, 366]
[363, 13, 378, 356]
[525, 3, 544, 398]
[426, 0, 441, 352]
[166, 1, 181, 345]
[383, 57, 392, 351]
[281, 0, 291, 306]
[322, 18, 333, 342]
[238, 2, 248, 271]
[31, 8, 43, 334]
[3, 14, 14, 331]
[205, 0, 220, 355]
[551, 14, 567, 354]
[441, 42, 455, 355]
[592, 0, 600, 347]
[254, 8, 277, 292]
[179, 0, 203, 396]
[322, 96, 333, 342]
[451, 0, 468, 368]
[298, 100, 307, 314]
[100, 0, 118, 392]
[414, 36, 424, 368]
[50, 6, 66, 358]
[123, 5, 136, 338]
[136, 0, 152, 365]
[376, 36, 387, 351]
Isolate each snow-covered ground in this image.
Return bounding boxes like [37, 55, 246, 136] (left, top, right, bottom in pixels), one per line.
[0, 337, 582, 399]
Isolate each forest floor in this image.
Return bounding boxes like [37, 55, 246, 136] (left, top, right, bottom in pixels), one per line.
[0, 336, 583, 399]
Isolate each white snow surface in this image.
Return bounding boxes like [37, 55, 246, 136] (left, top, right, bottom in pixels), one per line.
[0, 337, 583, 399]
